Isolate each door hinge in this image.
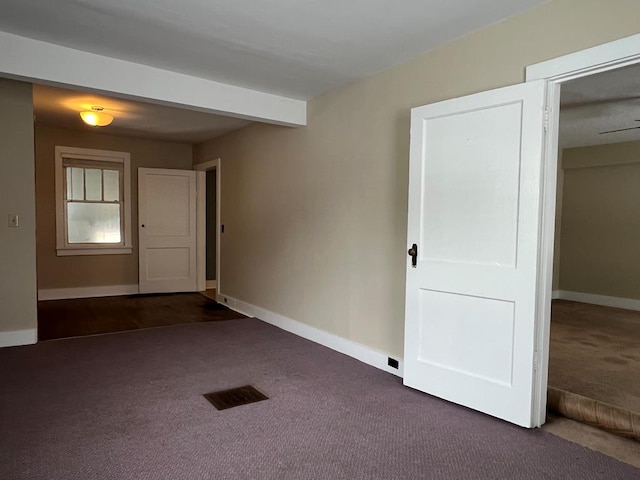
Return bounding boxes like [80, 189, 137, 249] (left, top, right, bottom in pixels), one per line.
[533, 351, 538, 372]
[543, 108, 550, 132]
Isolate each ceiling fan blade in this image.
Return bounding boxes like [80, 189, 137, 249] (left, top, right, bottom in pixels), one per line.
[599, 126, 640, 135]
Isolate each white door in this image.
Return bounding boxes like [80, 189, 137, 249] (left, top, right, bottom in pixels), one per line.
[138, 168, 197, 294]
[404, 80, 547, 428]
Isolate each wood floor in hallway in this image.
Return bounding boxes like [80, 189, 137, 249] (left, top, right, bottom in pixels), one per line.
[37, 292, 247, 341]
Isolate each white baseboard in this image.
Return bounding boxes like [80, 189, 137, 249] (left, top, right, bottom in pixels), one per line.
[0, 329, 37, 348]
[219, 293, 403, 378]
[555, 290, 640, 312]
[552, 290, 561, 300]
[205, 280, 217, 289]
[38, 284, 140, 301]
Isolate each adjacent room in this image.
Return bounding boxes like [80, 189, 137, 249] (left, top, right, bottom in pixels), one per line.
[548, 63, 640, 439]
[32, 83, 244, 339]
[2, 1, 640, 478]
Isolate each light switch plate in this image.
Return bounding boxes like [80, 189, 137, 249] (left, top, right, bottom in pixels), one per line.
[8, 214, 19, 228]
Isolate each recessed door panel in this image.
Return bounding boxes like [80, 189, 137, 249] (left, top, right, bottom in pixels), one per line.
[421, 103, 522, 267]
[146, 248, 191, 280]
[145, 175, 191, 236]
[418, 290, 515, 387]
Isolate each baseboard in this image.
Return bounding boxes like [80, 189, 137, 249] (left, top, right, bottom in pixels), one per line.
[555, 290, 640, 312]
[0, 329, 37, 348]
[219, 293, 404, 378]
[38, 284, 140, 301]
[205, 280, 217, 289]
[552, 290, 562, 300]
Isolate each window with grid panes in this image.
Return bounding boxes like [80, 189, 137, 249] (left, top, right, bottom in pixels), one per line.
[55, 146, 132, 256]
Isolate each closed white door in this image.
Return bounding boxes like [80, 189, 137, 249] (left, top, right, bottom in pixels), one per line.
[138, 168, 197, 294]
[404, 80, 547, 427]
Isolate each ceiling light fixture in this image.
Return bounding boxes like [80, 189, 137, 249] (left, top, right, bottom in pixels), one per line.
[80, 106, 113, 127]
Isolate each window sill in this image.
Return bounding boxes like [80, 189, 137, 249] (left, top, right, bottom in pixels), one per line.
[56, 247, 133, 257]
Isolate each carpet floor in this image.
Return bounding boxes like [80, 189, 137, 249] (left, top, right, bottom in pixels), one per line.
[544, 413, 640, 468]
[549, 300, 640, 414]
[37, 292, 247, 340]
[1, 319, 639, 479]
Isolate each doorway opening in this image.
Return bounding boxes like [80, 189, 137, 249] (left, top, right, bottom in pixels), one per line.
[195, 158, 221, 303]
[546, 63, 640, 440]
[522, 33, 640, 432]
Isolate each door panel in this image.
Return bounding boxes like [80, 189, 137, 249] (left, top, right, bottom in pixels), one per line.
[421, 103, 522, 267]
[139, 168, 197, 294]
[404, 80, 547, 428]
[418, 290, 515, 386]
[145, 174, 191, 236]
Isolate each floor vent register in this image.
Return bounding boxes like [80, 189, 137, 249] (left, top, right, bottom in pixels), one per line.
[203, 385, 268, 410]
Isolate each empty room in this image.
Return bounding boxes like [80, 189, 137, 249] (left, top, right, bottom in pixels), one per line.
[547, 63, 640, 440]
[2, 1, 640, 478]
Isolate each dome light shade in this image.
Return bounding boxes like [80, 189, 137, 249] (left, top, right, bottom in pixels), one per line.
[80, 106, 113, 127]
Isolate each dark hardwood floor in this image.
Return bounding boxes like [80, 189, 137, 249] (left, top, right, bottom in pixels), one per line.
[37, 292, 247, 341]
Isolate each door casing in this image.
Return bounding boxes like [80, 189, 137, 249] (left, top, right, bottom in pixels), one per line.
[194, 158, 222, 298]
[527, 33, 640, 426]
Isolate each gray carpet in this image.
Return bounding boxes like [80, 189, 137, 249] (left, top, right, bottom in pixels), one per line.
[1, 318, 638, 479]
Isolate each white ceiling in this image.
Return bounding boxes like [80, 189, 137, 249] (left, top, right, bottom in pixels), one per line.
[0, 0, 549, 100]
[35, 62, 640, 147]
[2, 2, 636, 152]
[3, 0, 553, 143]
[560, 64, 640, 148]
[33, 84, 251, 144]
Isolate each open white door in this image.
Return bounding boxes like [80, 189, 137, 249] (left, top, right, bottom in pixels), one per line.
[404, 80, 547, 427]
[138, 168, 197, 294]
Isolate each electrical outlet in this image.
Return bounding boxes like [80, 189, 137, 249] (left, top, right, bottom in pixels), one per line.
[387, 357, 399, 369]
[8, 214, 19, 228]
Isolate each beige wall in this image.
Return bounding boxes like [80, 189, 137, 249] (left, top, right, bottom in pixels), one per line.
[0, 78, 36, 334]
[558, 141, 640, 299]
[36, 125, 193, 290]
[553, 150, 564, 291]
[194, 0, 640, 359]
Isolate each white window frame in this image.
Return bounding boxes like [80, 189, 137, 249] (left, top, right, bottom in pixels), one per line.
[55, 146, 133, 256]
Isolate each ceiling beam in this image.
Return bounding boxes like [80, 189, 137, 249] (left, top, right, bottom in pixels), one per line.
[0, 31, 306, 126]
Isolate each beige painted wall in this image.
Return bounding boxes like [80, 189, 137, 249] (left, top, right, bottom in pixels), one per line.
[36, 125, 193, 290]
[553, 150, 564, 291]
[194, 0, 640, 359]
[558, 141, 640, 299]
[0, 78, 36, 334]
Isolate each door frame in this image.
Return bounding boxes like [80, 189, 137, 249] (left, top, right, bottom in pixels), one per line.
[527, 33, 640, 426]
[194, 158, 222, 295]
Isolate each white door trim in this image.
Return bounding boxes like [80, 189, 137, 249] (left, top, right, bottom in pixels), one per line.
[526, 33, 640, 82]
[526, 33, 640, 427]
[195, 159, 221, 296]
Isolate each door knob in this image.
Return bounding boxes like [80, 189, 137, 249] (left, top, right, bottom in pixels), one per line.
[408, 243, 418, 268]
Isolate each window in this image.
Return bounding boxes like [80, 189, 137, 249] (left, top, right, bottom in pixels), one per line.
[55, 146, 132, 256]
